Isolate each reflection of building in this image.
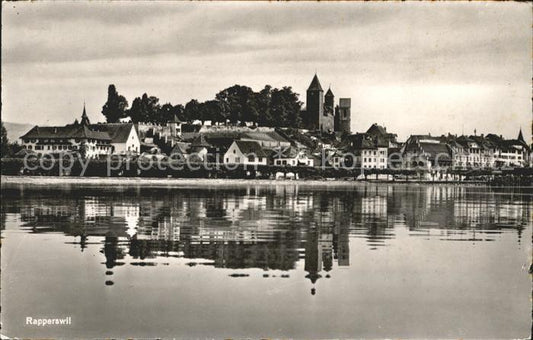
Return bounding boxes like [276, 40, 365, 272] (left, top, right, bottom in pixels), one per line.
[13, 184, 530, 292]
[304, 228, 322, 284]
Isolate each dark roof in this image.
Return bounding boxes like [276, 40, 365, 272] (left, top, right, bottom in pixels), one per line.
[273, 146, 299, 158]
[307, 74, 323, 92]
[405, 142, 451, 161]
[191, 134, 211, 148]
[325, 87, 334, 97]
[345, 133, 376, 150]
[366, 123, 387, 136]
[170, 142, 190, 155]
[242, 130, 289, 143]
[80, 105, 91, 125]
[518, 129, 525, 143]
[92, 123, 134, 143]
[234, 141, 267, 157]
[21, 125, 111, 141]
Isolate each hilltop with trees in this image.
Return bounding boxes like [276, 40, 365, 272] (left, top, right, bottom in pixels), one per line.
[101, 84, 303, 128]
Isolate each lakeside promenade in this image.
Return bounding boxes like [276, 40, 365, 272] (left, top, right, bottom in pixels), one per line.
[0, 175, 517, 188]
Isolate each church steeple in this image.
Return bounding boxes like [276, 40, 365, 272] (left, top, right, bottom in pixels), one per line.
[80, 103, 91, 126]
[518, 128, 525, 143]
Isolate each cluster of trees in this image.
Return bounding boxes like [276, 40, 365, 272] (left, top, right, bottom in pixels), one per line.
[1, 121, 22, 158]
[101, 84, 304, 128]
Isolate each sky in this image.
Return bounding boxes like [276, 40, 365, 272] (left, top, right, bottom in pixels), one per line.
[2, 1, 531, 142]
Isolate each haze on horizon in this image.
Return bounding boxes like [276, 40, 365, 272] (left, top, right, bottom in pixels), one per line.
[2, 1, 531, 142]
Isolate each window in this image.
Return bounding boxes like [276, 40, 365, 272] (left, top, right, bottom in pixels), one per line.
[248, 155, 255, 162]
[233, 149, 236, 154]
[235, 157, 240, 163]
[258, 157, 263, 162]
[226, 157, 229, 163]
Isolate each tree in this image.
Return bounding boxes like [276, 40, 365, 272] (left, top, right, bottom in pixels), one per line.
[270, 86, 303, 128]
[183, 99, 201, 123]
[256, 85, 272, 126]
[102, 85, 129, 123]
[1, 121, 9, 158]
[215, 85, 258, 125]
[127, 93, 161, 123]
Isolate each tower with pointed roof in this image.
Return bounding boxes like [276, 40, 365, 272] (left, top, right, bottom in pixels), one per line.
[80, 104, 91, 126]
[518, 128, 525, 143]
[305, 74, 334, 133]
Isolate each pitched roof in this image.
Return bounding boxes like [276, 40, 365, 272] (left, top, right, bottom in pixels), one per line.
[234, 140, 267, 158]
[92, 123, 134, 143]
[345, 133, 376, 150]
[325, 87, 334, 97]
[242, 130, 289, 143]
[273, 146, 299, 158]
[170, 142, 191, 155]
[366, 123, 387, 136]
[518, 128, 525, 143]
[21, 125, 111, 141]
[416, 142, 451, 161]
[191, 134, 211, 148]
[307, 74, 323, 92]
[80, 105, 91, 125]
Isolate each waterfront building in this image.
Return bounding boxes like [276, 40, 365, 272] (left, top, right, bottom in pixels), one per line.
[20, 106, 141, 157]
[402, 135, 452, 169]
[20, 106, 113, 158]
[92, 123, 140, 155]
[272, 146, 314, 167]
[487, 131, 530, 167]
[343, 133, 388, 169]
[224, 140, 268, 166]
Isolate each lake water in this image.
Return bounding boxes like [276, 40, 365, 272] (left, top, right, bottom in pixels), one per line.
[1, 182, 531, 338]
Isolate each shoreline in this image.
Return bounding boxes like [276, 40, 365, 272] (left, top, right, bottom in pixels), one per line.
[1, 175, 490, 187]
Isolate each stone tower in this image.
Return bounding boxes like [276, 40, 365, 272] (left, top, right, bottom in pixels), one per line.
[306, 74, 324, 130]
[334, 98, 351, 134]
[306, 74, 334, 133]
[325, 87, 335, 115]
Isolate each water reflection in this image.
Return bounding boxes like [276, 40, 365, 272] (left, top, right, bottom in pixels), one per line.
[1, 184, 530, 289]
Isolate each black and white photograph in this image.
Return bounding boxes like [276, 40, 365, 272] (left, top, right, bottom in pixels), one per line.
[1, 1, 532, 339]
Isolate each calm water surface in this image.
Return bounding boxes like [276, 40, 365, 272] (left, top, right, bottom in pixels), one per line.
[1, 183, 531, 338]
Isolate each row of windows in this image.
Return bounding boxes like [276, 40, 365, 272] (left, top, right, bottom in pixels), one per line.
[24, 138, 110, 145]
[362, 150, 386, 156]
[363, 158, 386, 163]
[225, 156, 264, 163]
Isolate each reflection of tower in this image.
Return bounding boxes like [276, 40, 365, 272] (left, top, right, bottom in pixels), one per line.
[337, 224, 350, 267]
[104, 235, 120, 269]
[304, 228, 322, 285]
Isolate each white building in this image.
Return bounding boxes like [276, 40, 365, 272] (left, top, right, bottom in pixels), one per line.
[224, 140, 267, 166]
[272, 147, 314, 167]
[20, 106, 141, 157]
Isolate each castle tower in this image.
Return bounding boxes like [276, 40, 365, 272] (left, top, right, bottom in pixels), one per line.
[325, 87, 335, 114]
[334, 98, 351, 134]
[306, 74, 324, 131]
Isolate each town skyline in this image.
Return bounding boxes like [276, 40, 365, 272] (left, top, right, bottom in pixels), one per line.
[2, 2, 531, 142]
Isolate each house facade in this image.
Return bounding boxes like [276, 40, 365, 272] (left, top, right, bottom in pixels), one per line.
[224, 141, 268, 166]
[20, 106, 141, 158]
